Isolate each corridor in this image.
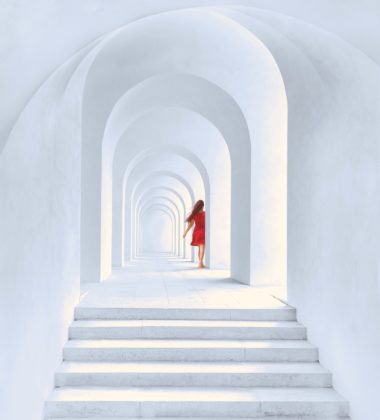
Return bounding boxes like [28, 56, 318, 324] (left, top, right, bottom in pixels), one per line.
[44, 257, 348, 419]
[79, 257, 287, 310]
[3, 2, 380, 420]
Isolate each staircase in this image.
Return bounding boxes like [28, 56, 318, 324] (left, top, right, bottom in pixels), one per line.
[45, 306, 349, 419]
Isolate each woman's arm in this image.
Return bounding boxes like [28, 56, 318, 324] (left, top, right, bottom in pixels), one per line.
[182, 219, 195, 238]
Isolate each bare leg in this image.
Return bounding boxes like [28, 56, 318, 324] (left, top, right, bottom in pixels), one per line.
[198, 244, 206, 268]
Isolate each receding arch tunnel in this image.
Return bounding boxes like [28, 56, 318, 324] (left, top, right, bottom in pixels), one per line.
[3, 5, 380, 420]
[80, 12, 288, 285]
[4, 8, 294, 292]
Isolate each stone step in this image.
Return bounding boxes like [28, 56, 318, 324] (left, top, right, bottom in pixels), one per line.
[75, 307, 296, 321]
[47, 418, 350, 420]
[69, 320, 306, 340]
[63, 339, 318, 362]
[45, 387, 349, 418]
[55, 361, 331, 387]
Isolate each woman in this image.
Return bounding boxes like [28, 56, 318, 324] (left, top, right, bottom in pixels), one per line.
[183, 200, 206, 268]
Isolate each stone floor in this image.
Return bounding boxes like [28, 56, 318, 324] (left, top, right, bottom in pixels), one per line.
[79, 255, 288, 310]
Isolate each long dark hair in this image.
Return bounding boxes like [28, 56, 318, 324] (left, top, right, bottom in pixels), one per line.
[186, 200, 204, 222]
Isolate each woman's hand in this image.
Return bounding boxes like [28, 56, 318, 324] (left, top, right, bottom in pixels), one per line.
[182, 219, 194, 239]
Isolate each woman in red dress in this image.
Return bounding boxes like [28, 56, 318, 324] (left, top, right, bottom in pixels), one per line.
[182, 200, 206, 268]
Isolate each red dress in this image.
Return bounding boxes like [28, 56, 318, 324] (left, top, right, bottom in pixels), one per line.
[191, 211, 205, 246]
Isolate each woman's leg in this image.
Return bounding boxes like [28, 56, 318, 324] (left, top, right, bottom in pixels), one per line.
[198, 244, 205, 268]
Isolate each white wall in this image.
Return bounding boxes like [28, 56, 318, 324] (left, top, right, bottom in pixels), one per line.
[1, 0, 380, 151]
[285, 30, 380, 420]
[140, 209, 174, 254]
[112, 107, 230, 269]
[136, 188, 186, 258]
[237, 10, 380, 419]
[130, 173, 194, 262]
[82, 13, 286, 284]
[0, 53, 82, 419]
[1, 3, 380, 420]
[134, 180, 193, 260]
[122, 151, 205, 261]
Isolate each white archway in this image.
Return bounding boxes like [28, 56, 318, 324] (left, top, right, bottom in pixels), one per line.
[80, 10, 287, 284]
[121, 149, 206, 265]
[134, 186, 188, 258]
[135, 195, 183, 258]
[139, 206, 176, 256]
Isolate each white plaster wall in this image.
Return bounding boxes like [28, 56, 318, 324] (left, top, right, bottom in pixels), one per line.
[137, 195, 182, 254]
[0, 55, 82, 420]
[140, 209, 174, 254]
[135, 176, 193, 210]
[2, 0, 379, 151]
[112, 107, 230, 270]
[102, 73, 244, 273]
[2, 4, 380, 420]
[284, 30, 380, 420]
[137, 198, 180, 256]
[130, 173, 195, 262]
[135, 187, 186, 257]
[143, 206, 177, 255]
[81, 11, 285, 285]
[122, 152, 204, 264]
[231, 10, 380, 419]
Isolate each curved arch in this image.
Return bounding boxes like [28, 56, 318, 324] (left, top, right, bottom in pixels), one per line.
[121, 148, 207, 265]
[116, 169, 196, 265]
[10, 4, 375, 289]
[136, 194, 182, 258]
[134, 183, 191, 215]
[138, 202, 178, 257]
[132, 171, 195, 203]
[120, 171, 196, 264]
[138, 205, 176, 256]
[5, 11, 380, 420]
[124, 144, 209, 201]
[109, 105, 231, 272]
[103, 74, 250, 165]
[134, 186, 187, 257]
[138, 202, 178, 256]
[80, 10, 286, 284]
[105, 85, 239, 275]
[135, 186, 186, 220]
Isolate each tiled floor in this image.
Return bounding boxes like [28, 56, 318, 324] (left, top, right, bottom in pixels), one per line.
[79, 256, 288, 309]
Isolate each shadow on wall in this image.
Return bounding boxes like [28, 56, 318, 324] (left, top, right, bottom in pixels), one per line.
[1, 4, 380, 420]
